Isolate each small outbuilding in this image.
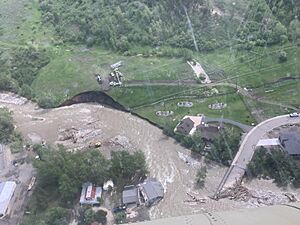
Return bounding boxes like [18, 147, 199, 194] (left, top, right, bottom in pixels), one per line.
[80, 182, 102, 206]
[139, 179, 164, 206]
[103, 180, 114, 191]
[0, 181, 16, 218]
[122, 185, 139, 206]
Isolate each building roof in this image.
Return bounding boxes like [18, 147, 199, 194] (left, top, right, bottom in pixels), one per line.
[80, 182, 102, 205]
[124, 203, 300, 225]
[175, 116, 203, 135]
[122, 185, 138, 205]
[0, 181, 16, 217]
[279, 132, 300, 155]
[200, 125, 222, 141]
[140, 179, 164, 201]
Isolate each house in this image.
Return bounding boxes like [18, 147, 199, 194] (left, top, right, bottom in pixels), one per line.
[174, 116, 203, 135]
[0, 181, 16, 219]
[80, 182, 102, 206]
[122, 185, 139, 206]
[279, 131, 300, 157]
[139, 179, 164, 207]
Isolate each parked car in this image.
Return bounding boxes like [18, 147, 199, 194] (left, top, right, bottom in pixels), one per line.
[109, 81, 121, 87]
[289, 112, 299, 118]
[112, 205, 126, 213]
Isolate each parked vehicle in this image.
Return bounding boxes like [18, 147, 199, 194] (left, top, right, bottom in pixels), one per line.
[109, 81, 122, 87]
[88, 141, 102, 148]
[28, 176, 36, 191]
[289, 112, 299, 118]
[112, 205, 126, 213]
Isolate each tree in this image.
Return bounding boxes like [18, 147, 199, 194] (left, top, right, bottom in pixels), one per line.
[207, 129, 240, 166]
[115, 211, 126, 224]
[270, 22, 287, 44]
[0, 75, 19, 92]
[288, 19, 300, 42]
[36, 92, 57, 108]
[45, 207, 70, 225]
[247, 147, 300, 187]
[110, 151, 147, 187]
[0, 108, 15, 143]
[278, 50, 287, 63]
[78, 207, 107, 225]
[35, 148, 110, 201]
[195, 166, 207, 188]
[19, 84, 33, 99]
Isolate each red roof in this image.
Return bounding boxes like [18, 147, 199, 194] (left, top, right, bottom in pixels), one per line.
[91, 186, 96, 199]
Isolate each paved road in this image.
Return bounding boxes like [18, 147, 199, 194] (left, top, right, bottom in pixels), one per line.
[204, 116, 253, 132]
[214, 114, 300, 198]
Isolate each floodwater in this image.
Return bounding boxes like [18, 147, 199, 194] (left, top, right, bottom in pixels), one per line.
[0, 92, 299, 221]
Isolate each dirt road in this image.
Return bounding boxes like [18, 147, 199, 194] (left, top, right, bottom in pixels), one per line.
[0, 92, 299, 221]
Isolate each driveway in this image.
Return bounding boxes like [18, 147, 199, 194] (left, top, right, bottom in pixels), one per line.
[203, 116, 253, 132]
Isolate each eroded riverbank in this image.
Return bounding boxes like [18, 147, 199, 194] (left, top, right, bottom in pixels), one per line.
[0, 92, 299, 222]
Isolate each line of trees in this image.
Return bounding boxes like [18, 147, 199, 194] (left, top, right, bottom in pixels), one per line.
[34, 146, 147, 203]
[247, 147, 300, 187]
[38, 0, 232, 52]
[23, 146, 147, 225]
[38, 0, 299, 53]
[164, 126, 241, 166]
[0, 108, 23, 152]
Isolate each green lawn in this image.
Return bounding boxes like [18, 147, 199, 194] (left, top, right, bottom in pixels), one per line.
[32, 51, 99, 103]
[0, 0, 53, 45]
[254, 79, 300, 107]
[33, 47, 195, 104]
[194, 44, 300, 87]
[108, 85, 237, 109]
[135, 93, 254, 130]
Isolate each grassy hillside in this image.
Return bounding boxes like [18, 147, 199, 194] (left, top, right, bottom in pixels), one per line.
[0, 0, 299, 125]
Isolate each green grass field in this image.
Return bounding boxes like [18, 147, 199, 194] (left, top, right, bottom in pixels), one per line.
[0, 0, 53, 45]
[254, 79, 300, 107]
[109, 85, 236, 109]
[134, 93, 254, 129]
[2, 0, 299, 130]
[32, 46, 195, 104]
[195, 44, 300, 87]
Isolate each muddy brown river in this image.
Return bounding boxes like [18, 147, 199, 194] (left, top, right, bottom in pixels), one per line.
[0, 92, 299, 221]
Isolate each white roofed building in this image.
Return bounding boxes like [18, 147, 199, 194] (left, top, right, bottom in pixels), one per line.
[0, 181, 16, 218]
[79, 182, 102, 206]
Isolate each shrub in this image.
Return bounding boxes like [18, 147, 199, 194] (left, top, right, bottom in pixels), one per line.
[0, 75, 19, 92]
[278, 50, 287, 63]
[37, 93, 57, 108]
[195, 166, 207, 188]
[0, 109, 15, 143]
